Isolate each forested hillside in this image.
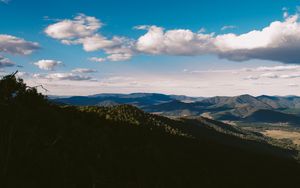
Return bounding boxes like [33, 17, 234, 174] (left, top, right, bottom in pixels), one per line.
[1, 73, 300, 188]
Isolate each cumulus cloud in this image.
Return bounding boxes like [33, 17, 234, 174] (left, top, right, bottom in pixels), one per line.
[33, 59, 63, 70]
[45, 14, 101, 39]
[0, 55, 14, 68]
[0, 35, 40, 55]
[136, 25, 215, 55]
[136, 14, 300, 64]
[34, 72, 93, 81]
[71, 68, 97, 73]
[45, 14, 135, 62]
[216, 15, 300, 63]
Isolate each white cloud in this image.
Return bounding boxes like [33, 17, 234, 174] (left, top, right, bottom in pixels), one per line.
[71, 68, 97, 73]
[34, 72, 93, 81]
[280, 73, 300, 79]
[136, 14, 300, 64]
[33, 59, 63, 71]
[136, 25, 215, 55]
[260, 72, 279, 79]
[89, 57, 106, 63]
[106, 53, 132, 62]
[243, 67, 300, 80]
[0, 35, 39, 55]
[45, 14, 135, 62]
[0, 55, 14, 68]
[244, 75, 259, 80]
[221, 25, 237, 31]
[216, 15, 300, 63]
[16, 71, 30, 78]
[255, 65, 300, 71]
[45, 14, 101, 39]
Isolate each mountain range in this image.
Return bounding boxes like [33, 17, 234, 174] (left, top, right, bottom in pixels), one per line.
[53, 93, 300, 126]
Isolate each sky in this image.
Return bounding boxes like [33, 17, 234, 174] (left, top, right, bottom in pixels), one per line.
[1, 0, 300, 96]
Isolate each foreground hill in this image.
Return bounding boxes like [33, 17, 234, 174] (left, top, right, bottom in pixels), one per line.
[1, 73, 300, 187]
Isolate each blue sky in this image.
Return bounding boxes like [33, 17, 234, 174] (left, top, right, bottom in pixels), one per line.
[1, 0, 300, 96]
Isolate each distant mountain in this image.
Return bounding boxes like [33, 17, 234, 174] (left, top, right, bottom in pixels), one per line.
[257, 95, 300, 109]
[145, 95, 272, 118]
[244, 109, 300, 126]
[52, 93, 204, 107]
[200, 94, 273, 118]
[52, 93, 300, 126]
[144, 95, 300, 126]
[201, 94, 272, 109]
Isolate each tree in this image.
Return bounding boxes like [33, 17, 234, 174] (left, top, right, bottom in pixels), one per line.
[0, 71, 46, 106]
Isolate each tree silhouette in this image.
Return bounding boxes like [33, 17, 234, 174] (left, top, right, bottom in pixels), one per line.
[0, 71, 46, 106]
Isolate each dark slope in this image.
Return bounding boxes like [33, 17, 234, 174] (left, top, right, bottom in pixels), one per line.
[2, 103, 300, 188]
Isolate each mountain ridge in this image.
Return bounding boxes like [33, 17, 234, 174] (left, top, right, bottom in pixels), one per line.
[52, 93, 300, 126]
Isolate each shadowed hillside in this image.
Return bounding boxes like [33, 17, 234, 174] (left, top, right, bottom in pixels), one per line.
[1, 73, 300, 188]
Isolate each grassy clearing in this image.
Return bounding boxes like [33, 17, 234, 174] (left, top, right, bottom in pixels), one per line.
[262, 130, 300, 146]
